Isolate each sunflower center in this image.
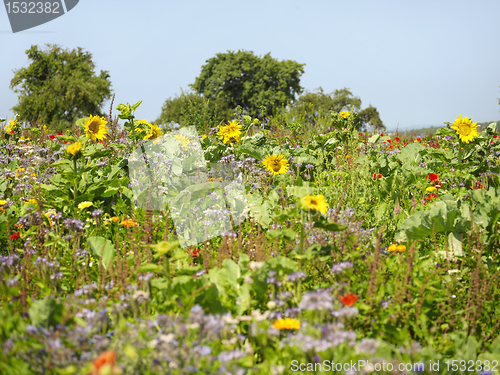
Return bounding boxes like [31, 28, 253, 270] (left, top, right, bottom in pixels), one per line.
[459, 125, 471, 136]
[271, 161, 281, 172]
[310, 199, 318, 206]
[88, 120, 99, 134]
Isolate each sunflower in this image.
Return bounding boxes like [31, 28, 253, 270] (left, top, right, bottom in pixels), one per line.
[84, 115, 108, 142]
[262, 153, 289, 175]
[66, 142, 82, 156]
[450, 114, 478, 143]
[272, 318, 300, 330]
[144, 124, 163, 141]
[174, 134, 190, 147]
[339, 111, 350, 118]
[218, 120, 242, 144]
[300, 194, 329, 214]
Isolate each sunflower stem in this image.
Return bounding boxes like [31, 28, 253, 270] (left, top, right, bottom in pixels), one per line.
[458, 139, 463, 163]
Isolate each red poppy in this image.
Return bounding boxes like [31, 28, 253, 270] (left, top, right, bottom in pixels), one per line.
[10, 232, 20, 239]
[49, 135, 56, 140]
[57, 132, 63, 135]
[381, 133, 384, 136]
[387, 139, 392, 144]
[10, 131, 15, 134]
[416, 137, 421, 142]
[403, 142, 408, 146]
[428, 173, 439, 182]
[395, 137, 401, 142]
[90, 350, 117, 375]
[494, 135, 498, 139]
[388, 145, 393, 150]
[359, 133, 363, 137]
[425, 193, 438, 201]
[372, 173, 383, 180]
[473, 182, 483, 189]
[191, 249, 200, 258]
[339, 293, 359, 307]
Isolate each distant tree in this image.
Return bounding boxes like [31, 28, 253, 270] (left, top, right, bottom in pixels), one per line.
[354, 105, 385, 131]
[10, 44, 112, 128]
[155, 90, 233, 134]
[291, 87, 362, 124]
[190, 50, 305, 117]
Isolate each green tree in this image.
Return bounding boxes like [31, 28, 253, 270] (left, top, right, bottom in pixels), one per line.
[10, 44, 112, 128]
[155, 90, 233, 133]
[354, 105, 385, 131]
[190, 50, 305, 117]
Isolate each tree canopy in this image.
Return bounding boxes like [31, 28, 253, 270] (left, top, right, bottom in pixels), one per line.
[190, 50, 305, 117]
[10, 44, 112, 128]
[291, 87, 385, 131]
[155, 90, 233, 133]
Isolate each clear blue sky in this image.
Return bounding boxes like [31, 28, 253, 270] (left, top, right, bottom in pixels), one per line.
[1, 0, 499, 131]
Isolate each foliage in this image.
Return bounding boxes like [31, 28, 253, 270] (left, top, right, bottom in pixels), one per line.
[9, 44, 112, 130]
[155, 90, 233, 134]
[190, 50, 305, 117]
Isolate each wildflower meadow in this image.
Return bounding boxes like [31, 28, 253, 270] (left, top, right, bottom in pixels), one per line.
[2, 100, 500, 375]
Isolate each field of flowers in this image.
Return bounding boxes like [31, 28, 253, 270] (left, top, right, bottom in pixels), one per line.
[1, 100, 500, 375]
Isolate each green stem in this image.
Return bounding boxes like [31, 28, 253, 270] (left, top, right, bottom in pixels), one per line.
[73, 158, 78, 201]
[458, 139, 463, 163]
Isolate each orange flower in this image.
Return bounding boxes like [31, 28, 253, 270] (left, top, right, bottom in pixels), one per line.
[89, 350, 120, 375]
[339, 293, 360, 307]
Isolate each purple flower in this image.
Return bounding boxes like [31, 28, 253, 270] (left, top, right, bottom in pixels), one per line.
[444, 135, 451, 141]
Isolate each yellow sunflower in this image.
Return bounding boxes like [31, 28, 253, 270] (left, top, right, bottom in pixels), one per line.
[450, 114, 478, 143]
[144, 124, 163, 141]
[84, 115, 108, 142]
[339, 111, 350, 118]
[218, 120, 242, 144]
[262, 153, 289, 175]
[174, 134, 190, 147]
[300, 194, 329, 214]
[66, 142, 82, 156]
[272, 318, 300, 330]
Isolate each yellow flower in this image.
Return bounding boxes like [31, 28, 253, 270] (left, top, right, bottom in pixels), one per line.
[84, 115, 108, 142]
[272, 318, 300, 330]
[44, 209, 57, 226]
[450, 114, 478, 143]
[174, 134, 190, 147]
[120, 219, 138, 227]
[339, 111, 350, 118]
[426, 186, 437, 192]
[388, 244, 397, 252]
[31, 173, 36, 177]
[111, 216, 119, 222]
[78, 201, 93, 210]
[4, 118, 16, 133]
[300, 194, 329, 214]
[66, 142, 82, 156]
[262, 153, 289, 175]
[42, 125, 48, 133]
[15, 168, 25, 178]
[0, 200, 7, 206]
[218, 120, 242, 144]
[202, 134, 207, 139]
[396, 244, 407, 252]
[144, 124, 163, 141]
[26, 198, 37, 204]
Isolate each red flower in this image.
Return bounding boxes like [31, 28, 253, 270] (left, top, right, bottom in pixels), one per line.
[494, 135, 498, 139]
[49, 135, 56, 140]
[358, 133, 363, 137]
[425, 193, 438, 201]
[10, 232, 20, 239]
[57, 132, 63, 135]
[387, 139, 392, 144]
[428, 173, 439, 182]
[372, 173, 383, 180]
[381, 133, 384, 136]
[403, 142, 408, 146]
[395, 137, 401, 142]
[416, 137, 421, 142]
[89, 350, 117, 375]
[474, 182, 483, 189]
[339, 293, 359, 307]
[10, 131, 15, 134]
[191, 249, 200, 258]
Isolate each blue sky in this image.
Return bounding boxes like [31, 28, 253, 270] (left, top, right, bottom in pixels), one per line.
[1, 0, 499, 131]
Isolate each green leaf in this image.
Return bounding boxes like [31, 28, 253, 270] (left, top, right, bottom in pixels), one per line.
[28, 298, 63, 329]
[313, 219, 347, 232]
[136, 263, 161, 273]
[87, 236, 115, 269]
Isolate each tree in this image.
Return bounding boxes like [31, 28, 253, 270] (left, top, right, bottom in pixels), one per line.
[190, 50, 305, 117]
[354, 105, 385, 131]
[155, 90, 233, 133]
[291, 87, 385, 131]
[10, 44, 112, 128]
